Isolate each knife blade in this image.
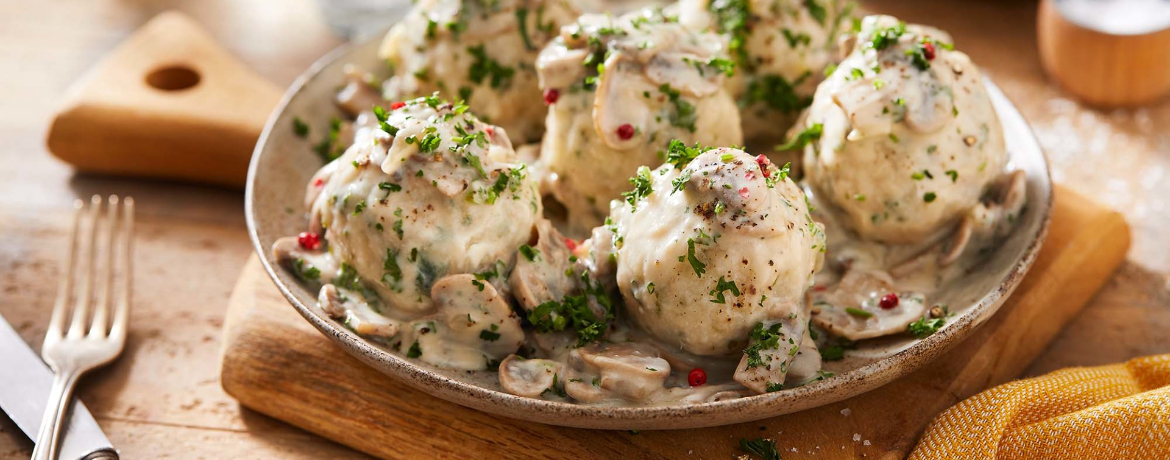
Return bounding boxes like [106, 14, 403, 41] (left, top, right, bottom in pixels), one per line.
[0, 313, 118, 459]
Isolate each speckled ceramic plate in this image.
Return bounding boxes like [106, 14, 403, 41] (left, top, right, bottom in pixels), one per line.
[245, 36, 1052, 430]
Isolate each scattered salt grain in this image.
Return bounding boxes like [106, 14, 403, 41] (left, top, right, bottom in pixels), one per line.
[864, 440, 872, 446]
[853, 433, 861, 442]
[840, 408, 851, 416]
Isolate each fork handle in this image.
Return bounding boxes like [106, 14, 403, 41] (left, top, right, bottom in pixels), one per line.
[30, 369, 81, 460]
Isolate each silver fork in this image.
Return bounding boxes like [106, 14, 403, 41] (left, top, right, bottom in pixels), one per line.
[31, 195, 134, 460]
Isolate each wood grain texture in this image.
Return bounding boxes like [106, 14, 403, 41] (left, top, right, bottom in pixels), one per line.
[45, 11, 283, 189]
[1037, 0, 1170, 108]
[219, 186, 1128, 460]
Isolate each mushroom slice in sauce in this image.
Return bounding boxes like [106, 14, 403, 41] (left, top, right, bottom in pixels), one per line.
[508, 219, 576, 313]
[400, 274, 525, 371]
[335, 64, 381, 117]
[499, 355, 565, 398]
[940, 169, 1028, 266]
[809, 269, 927, 341]
[569, 342, 671, 402]
[734, 315, 804, 394]
[784, 331, 824, 386]
[322, 284, 401, 339]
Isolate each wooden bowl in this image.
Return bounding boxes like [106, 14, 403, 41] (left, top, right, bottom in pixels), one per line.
[1038, 0, 1170, 107]
[244, 36, 1053, 430]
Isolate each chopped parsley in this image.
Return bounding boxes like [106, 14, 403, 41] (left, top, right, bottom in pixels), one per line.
[379, 182, 402, 193]
[621, 166, 654, 209]
[946, 170, 958, 182]
[909, 316, 945, 338]
[352, 200, 366, 215]
[745, 72, 812, 115]
[515, 7, 535, 50]
[472, 165, 526, 205]
[392, 208, 404, 239]
[743, 322, 787, 368]
[845, 307, 873, 318]
[924, 192, 937, 203]
[782, 29, 811, 48]
[659, 84, 697, 132]
[671, 169, 692, 194]
[708, 0, 752, 68]
[467, 44, 515, 89]
[313, 118, 344, 161]
[868, 21, 907, 51]
[665, 139, 710, 169]
[382, 249, 402, 285]
[706, 57, 736, 76]
[479, 328, 501, 342]
[527, 272, 615, 347]
[765, 382, 784, 393]
[775, 123, 823, 151]
[679, 238, 707, 277]
[406, 341, 422, 358]
[292, 117, 309, 138]
[519, 244, 540, 262]
[372, 105, 399, 136]
[820, 344, 845, 361]
[739, 437, 781, 460]
[336, 263, 378, 302]
[292, 258, 320, 280]
[708, 277, 740, 304]
[804, 0, 826, 25]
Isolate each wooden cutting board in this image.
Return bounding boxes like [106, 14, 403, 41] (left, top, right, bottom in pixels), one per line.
[219, 186, 1128, 460]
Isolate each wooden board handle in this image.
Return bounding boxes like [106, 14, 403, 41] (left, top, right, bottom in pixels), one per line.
[46, 11, 283, 189]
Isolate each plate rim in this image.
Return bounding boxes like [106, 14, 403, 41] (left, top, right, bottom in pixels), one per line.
[244, 38, 1054, 430]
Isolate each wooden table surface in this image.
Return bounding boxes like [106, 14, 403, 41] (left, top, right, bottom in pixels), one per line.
[0, 0, 1167, 458]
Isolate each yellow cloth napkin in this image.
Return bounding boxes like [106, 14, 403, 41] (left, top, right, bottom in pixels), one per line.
[909, 354, 1170, 460]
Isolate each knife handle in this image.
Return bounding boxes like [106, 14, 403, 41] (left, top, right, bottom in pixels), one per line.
[30, 370, 80, 460]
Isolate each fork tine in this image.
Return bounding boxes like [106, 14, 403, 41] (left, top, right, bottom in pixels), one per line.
[89, 196, 119, 338]
[67, 195, 101, 339]
[109, 196, 134, 342]
[46, 200, 84, 344]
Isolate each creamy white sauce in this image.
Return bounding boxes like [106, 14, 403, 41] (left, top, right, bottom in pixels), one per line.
[274, 11, 1028, 407]
[536, 8, 744, 236]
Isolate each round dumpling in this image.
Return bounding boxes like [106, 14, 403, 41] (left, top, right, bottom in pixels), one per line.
[800, 15, 1008, 244]
[537, 7, 744, 236]
[680, 0, 852, 142]
[596, 144, 824, 356]
[378, 0, 579, 143]
[309, 96, 541, 313]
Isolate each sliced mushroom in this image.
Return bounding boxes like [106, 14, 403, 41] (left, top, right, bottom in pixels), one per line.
[536, 45, 591, 89]
[938, 214, 973, 267]
[833, 77, 896, 140]
[570, 342, 671, 402]
[271, 236, 302, 268]
[809, 269, 927, 341]
[593, 54, 654, 150]
[733, 315, 804, 394]
[563, 372, 607, 403]
[939, 170, 1027, 266]
[499, 355, 564, 398]
[508, 219, 576, 313]
[903, 83, 952, 134]
[784, 330, 824, 386]
[336, 64, 384, 117]
[401, 274, 525, 371]
[319, 284, 400, 339]
[317, 284, 347, 318]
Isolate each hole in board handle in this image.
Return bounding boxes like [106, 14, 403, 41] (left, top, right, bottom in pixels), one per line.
[145, 65, 201, 91]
